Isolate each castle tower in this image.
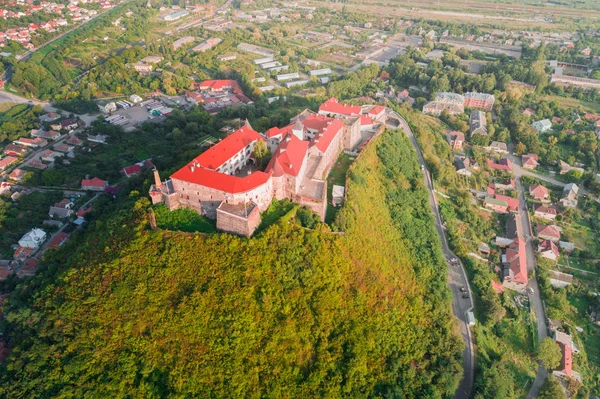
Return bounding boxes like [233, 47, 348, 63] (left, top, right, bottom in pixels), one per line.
[291, 119, 304, 140]
[153, 169, 162, 188]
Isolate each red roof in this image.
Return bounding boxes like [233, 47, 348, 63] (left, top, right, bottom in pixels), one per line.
[360, 115, 374, 126]
[534, 203, 557, 216]
[537, 224, 561, 240]
[194, 126, 263, 170]
[539, 239, 559, 258]
[556, 342, 573, 377]
[530, 184, 549, 199]
[495, 194, 519, 212]
[300, 114, 343, 153]
[319, 97, 361, 116]
[172, 167, 271, 194]
[0, 156, 18, 169]
[368, 105, 385, 116]
[122, 165, 141, 176]
[198, 79, 242, 94]
[76, 206, 92, 217]
[266, 134, 308, 177]
[488, 157, 513, 172]
[81, 177, 106, 187]
[47, 232, 69, 249]
[264, 124, 293, 138]
[506, 238, 528, 284]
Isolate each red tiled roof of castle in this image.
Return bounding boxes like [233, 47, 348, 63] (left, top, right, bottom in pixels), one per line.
[195, 126, 263, 170]
[264, 124, 293, 138]
[368, 105, 385, 116]
[172, 167, 271, 194]
[319, 97, 361, 116]
[360, 115, 374, 126]
[266, 134, 308, 177]
[301, 114, 344, 153]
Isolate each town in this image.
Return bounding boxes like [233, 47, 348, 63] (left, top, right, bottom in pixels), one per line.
[0, 0, 600, 398]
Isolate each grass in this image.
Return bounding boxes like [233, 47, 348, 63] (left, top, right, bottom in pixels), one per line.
[0, 102, 18, 113]
[541, 95, 600, 114]
[153, 204, 216, 233]
[325, 153, 354, 224]
[255, 198, 295, 234]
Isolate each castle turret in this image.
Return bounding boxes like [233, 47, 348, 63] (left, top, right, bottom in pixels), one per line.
[153, 168, 162, 188]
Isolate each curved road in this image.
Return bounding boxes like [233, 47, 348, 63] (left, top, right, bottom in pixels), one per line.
[386, 110, 475, 399]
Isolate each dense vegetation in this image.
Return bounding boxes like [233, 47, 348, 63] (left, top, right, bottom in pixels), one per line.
[0, 130, 462, 398]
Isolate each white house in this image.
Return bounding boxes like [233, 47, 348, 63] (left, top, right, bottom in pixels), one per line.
[532, 119, 552, 133]
[18, 228, 47, 249]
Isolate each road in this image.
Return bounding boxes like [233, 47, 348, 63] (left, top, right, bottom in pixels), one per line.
[386, 110, 475, 399]
[0, 91, 48, 105]
[508, 152, 550, 398]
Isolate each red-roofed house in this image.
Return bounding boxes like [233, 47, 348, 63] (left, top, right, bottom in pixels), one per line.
[538, 240, 559, 261]
[488, 157, 513, 173]
[522, 153, 538, 169]
[3, 144, 28, 157]
[81, 177, 108, 191]
[534, 204, 557, 220]
[121, 164, 141, 177]
[537, 224, 561, 242]
[529, 184, 550, 201]
[447, 131, 465, 151]
[367, 105, 386, 122]
[47, 232, 69, 249]
[495, 194, 519, 212]
[0, 156, 18, 171]
[584, 112, 598, 122]
[502, 238, 528, 290]
[8, 168, 27, 181]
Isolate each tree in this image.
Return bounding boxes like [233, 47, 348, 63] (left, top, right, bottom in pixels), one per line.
[538, 377, 563, 399]
[537, 338, 562, 369]
[252, 140, 271, 169]
[515, 142, 527, 155]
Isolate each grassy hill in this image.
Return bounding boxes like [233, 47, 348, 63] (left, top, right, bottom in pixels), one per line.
[0, 130, 462, 398]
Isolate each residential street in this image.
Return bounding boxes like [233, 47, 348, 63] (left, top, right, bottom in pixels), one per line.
[386, 110, 475, 399]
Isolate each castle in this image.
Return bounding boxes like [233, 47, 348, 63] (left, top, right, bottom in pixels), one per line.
[150, 98, 386, 236]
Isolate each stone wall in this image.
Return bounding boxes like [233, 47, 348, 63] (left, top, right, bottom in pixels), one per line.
[216, 203, 261, 236]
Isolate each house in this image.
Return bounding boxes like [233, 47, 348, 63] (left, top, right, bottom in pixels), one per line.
[53, 144, 74, 153]
[66, 136, 83, 146]
[486, 141, 508, 153]
[584, 112, 598, 122]
[88, 135, 107, 144]
[132, 62, 153, 73]
[558, 160, 584, 175]
[218, 54, 237, 62]
[0, 156, 18, 171]
[532, 119, 552, 133]
[488, 157, 513, 173]
[537, 224, 561, 242]
[533, 204, 558, 220]
[538, 240, 560, 261]
[522, 108, 533, 117]
[454, 155, 472, 176]
[522, 153, 538, 169]
[39, 112, 61, 123]
[422, 101, 464, 116]
[8, 168, 27, 181]
[3, 144, 28, 157]
[18, 257, 39, 277]
[495, 194, 519, 212]
[464, 92, 495, 111]
[492, 179, 516, 192]
[484, 197, 508, 213]
[18, 228, 46, 249]
[559, 183, 578, 209]
[51, 118, 78, 131]
[54, 198, 74, 209]
[121, 164, 141, 177]
[469, 110, 488, 136]
[548, 270, 573, 287]
[502, 238, 528, 291]
[529, 184, 550, 201]
[98, 101, 117, 113]
[48, 206, 74, 219]
[81, 177, 108, 191]
[14, 137, 47, 148]
[553, 342, 582, 382]
[47, 232, 69, 249]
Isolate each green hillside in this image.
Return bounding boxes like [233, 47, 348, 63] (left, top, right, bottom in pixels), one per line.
[0, 130, 462, 398]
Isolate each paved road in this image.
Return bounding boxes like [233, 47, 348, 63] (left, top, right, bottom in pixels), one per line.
[0, 91, 48, 105]
[387, 110, 474, 399]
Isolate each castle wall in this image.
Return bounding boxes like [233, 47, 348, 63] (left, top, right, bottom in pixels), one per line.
[296, 179, 327, 221]
[216, 205, 261, 236]
[171, 177, 273, 219]
[312, 130, 342, 179]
